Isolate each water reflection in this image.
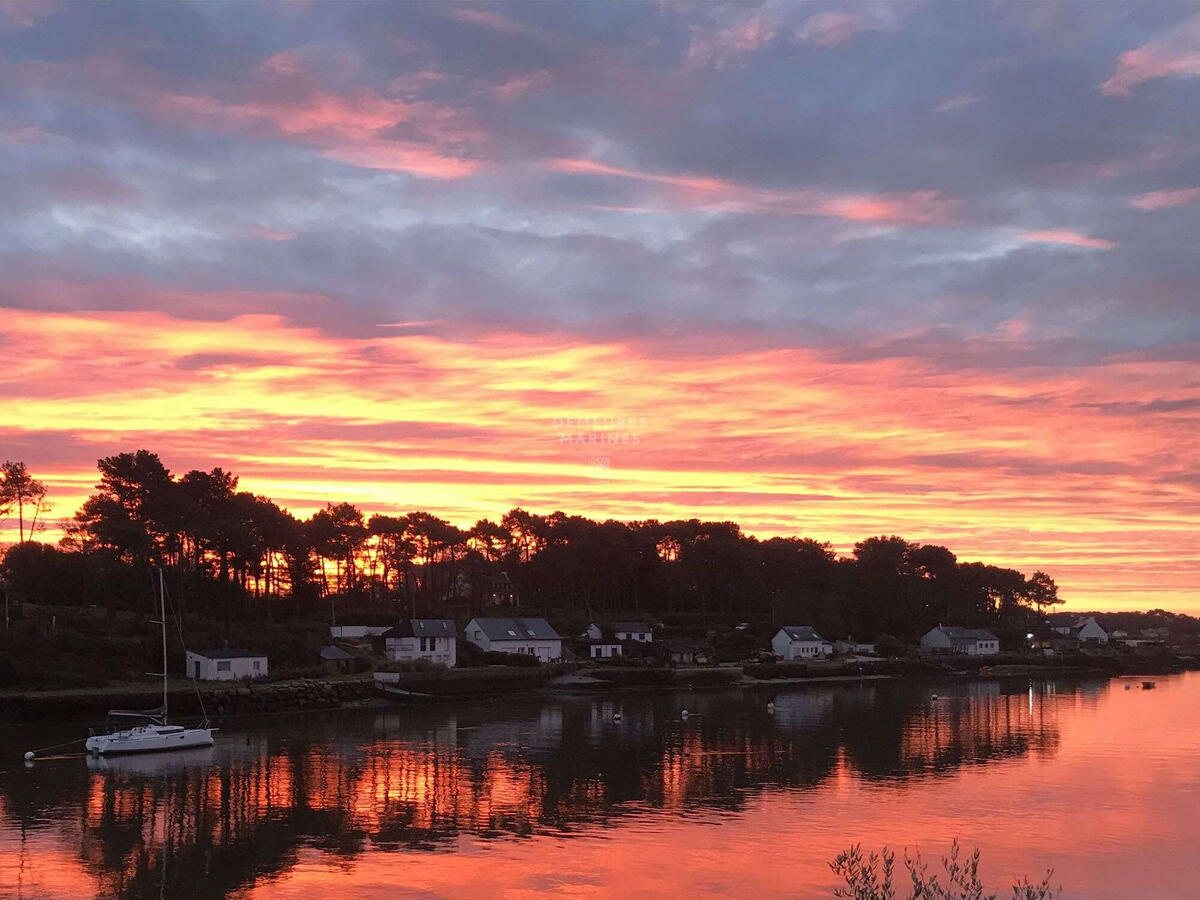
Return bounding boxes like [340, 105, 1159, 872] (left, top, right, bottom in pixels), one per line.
[0, 678, 1103, 898]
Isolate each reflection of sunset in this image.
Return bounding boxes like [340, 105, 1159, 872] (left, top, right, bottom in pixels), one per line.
[3, 307, 1196, 610]
[6, 680, 1198, 898]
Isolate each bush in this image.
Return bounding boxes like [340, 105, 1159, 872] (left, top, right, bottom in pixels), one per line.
[874, 634, 907, 657]
[830, 840, 1060, 900]
[482, 650, 541, 667]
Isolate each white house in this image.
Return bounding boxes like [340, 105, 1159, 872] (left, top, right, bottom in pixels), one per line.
[588, 640, 622, 659]
[586, 621, 653, 643]
[380, 619, 457, 667]
[186, 648, 268, 681]
[1050, 615, 1109, 644]
[920, 626, 1000, 656]
[772, 626, 833, 660]
[613, 621, 653, 643]
[465, 617, 562, 661]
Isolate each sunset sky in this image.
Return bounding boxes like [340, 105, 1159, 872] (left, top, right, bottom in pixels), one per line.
[1, 1, 1197, 611]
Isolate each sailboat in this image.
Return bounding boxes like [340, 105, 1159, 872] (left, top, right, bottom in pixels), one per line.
[85, 570, 216, 755]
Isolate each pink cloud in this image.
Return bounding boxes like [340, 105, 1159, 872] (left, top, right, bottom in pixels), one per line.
[1022, 230, 1116, 251]
[795, 12, 862, 48]
[1100, 14, 1200, 96]
[550, 158, 958, 225]
[933, 95, 980, 113]
[1129, 186, 1200, 211]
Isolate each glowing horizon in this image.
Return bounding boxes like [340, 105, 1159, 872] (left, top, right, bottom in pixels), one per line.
[0, 2, 1197, 613]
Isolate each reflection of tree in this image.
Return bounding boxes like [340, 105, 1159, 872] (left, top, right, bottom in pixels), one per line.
[0, 680, 1083, 898]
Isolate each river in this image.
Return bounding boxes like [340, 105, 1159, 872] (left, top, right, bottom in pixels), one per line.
[2, 672, 1198, 898]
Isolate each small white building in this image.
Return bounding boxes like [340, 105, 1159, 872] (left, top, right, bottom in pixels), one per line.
[586, 621, 653, 643]
[381, 619, 457, 667]
[186, 648, 268, 681]
[920, 626, 1000, 656]
[465, 617, 562, 661]
[772, 626, 833, 660]
[588, 640, 622, 659]
[1051, 615, 1109, 644]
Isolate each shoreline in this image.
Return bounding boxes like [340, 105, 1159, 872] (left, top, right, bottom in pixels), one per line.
[3, 655, 1192, 723]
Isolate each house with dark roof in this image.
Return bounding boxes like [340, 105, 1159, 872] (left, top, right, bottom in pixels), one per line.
[771, 626, 833, 660]
[379, 619, 457, 667]
[920, 625, 1000, 656]
[465, 617, 562, 661]
[586, 621, 654, 644]
[581, 624, 623, 659]
[185, 648, 268, 681]
[319, 645, 356, 674]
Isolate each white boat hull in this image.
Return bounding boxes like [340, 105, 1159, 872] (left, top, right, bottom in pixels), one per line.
[85, 724, 215, 755]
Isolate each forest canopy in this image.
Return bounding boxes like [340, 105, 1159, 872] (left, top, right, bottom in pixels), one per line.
[0, 450, 1065, 640]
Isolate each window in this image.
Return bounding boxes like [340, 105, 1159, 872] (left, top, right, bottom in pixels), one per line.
[253, 660, 261, 671]
[217, 660, 231, 672]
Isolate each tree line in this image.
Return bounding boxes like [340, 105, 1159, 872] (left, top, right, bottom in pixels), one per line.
[0, 450, 1063, 640]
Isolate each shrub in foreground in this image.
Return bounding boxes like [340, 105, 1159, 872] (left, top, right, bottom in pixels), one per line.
[830, 840, 1059, 900]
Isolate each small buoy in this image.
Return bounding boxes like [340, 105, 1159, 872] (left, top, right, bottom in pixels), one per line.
[681, 708, 690, 719]
[1125, 684, 1131, 690]
[613, 712, 622, 721]
[766, 701, 775, 713]
[930, 693, 939, 701]
[23, 751, 34, 761]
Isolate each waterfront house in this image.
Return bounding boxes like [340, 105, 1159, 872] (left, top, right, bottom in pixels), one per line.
[380, 619, 458, 667]
[586, 621, 653, 643]
[920, 626, 1000, 656]
[1049, 615, 1109, 645]
[465, 617, 562, 661]
[186, 648, 268, 681]
[771, 626, 834, 660]
[319, 645, 356, 674]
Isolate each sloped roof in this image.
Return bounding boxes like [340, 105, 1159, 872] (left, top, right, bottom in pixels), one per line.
[194, 648, 265, 659]
[469, 617, 560, 640]
[319, 645, 354, 660]
[778, 626, 827, 643]
[382, 619, 456, 638]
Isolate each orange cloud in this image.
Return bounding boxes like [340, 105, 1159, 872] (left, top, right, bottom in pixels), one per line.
[1, 305, 1196, 613]
[549, 158, 957, 225]
[1129, 186, 1200, 211]
[1021, 229, 1116, 251]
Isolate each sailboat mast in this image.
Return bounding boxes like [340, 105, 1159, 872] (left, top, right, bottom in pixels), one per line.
[160, 567, 168, 722]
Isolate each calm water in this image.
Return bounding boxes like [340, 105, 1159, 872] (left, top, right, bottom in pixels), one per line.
[2, 673, 1199, 899]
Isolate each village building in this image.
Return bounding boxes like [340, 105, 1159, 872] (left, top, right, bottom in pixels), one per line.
[465, 617, 562, 661]
[920, 626, 1000, 656]
[1049, 614, 1109, 644]
[586, 621, 653, 643]
[186, 648, 269, 681]
[379, 619, 457, 667]
[319, 645, 355, 674]
[486, 572, 518, 607]
[772, 626, 834, 660]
